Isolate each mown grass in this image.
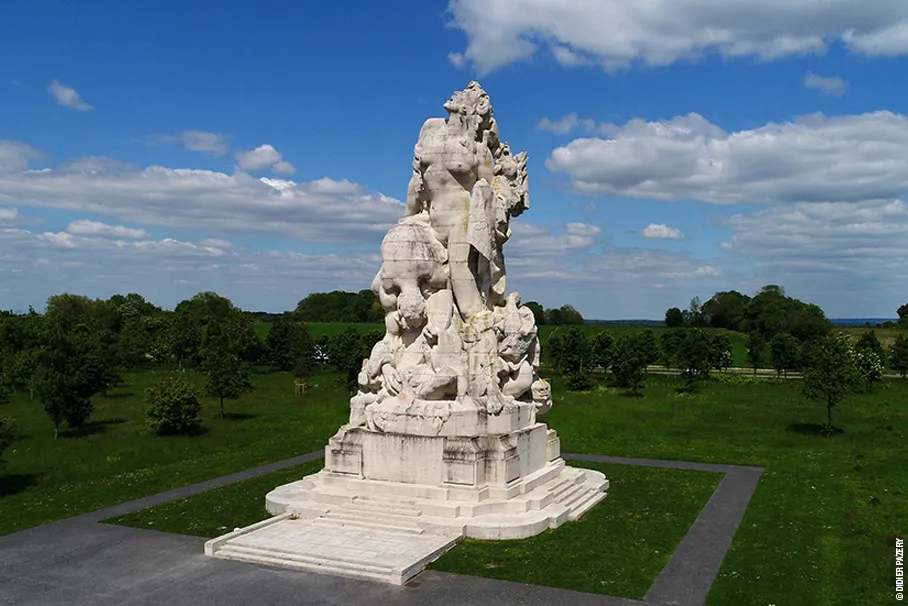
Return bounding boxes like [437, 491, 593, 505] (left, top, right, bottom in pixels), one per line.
[431, 461, 721, 598]
[106, 460, 324, 537]
[2, 365, 904, 605]
[0, 368, 349, 536]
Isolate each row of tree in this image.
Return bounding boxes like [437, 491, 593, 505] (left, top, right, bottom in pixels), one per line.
[546, 327, 734, 394]
[0, 292, 385, 438]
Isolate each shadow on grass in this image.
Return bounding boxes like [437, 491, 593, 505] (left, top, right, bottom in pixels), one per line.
[786, 422, 845, 437]
[0, 473, 40, 497]
[101, 391, 134, 399]
[221, 412, 256, 421]
[59, 418, 127, 438]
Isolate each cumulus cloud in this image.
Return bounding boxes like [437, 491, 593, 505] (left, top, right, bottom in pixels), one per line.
[0, 146, 403, 244]
[65, 219, 149, 239]
[447, 0, 908, 74]
[804, 72, 848, 96]
[0, 140, 41, 173]
[720, 199, 908, 315]
[545, 111, 908, 204]
[235, 144, 296, 174]
[47, 80, 93, 111]
[642, 223, 685, 239]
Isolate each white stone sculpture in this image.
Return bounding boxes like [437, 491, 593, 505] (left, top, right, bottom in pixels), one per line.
[205, 83, 607, 586]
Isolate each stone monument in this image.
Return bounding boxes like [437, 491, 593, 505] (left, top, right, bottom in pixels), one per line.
[205, 82, 608, 585]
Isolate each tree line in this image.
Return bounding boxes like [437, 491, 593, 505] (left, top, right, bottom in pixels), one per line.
[0, 291, 385, 447]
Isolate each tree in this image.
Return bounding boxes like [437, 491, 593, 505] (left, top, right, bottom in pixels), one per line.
[853, 349, 883, 392]
[745, 332, 767, 375]
[676, 328, 713, 389]
[898, 303, 908, 328]
[591, 331, 615, 372]
[265, 320, 296, 371]
[638, 329, 661, 367]
[559, 305, 584, 325]
[0, 417, 14, 464]
[710, 333, 734, 371]
[30, 313, 119, 436]
[293, 290, 380, 323]
[290, 324, 316, 379]
[524, 301, 546, 327]
[548, 327, 594, 390]
[610, 334, 648, 394]
[200, 310, 254, 419]
[327, 327, 378, 392]
[145, 374, 203, 435]
[683, 297, 710, 328]
[664, 307, 684, 328]
[770, 333, 800, 378]
[545, 307, 564, 326]
[890, 334, 908, 379]
[702, 291, 751, 331]
[802, 333, 857, 430]
[854, 330, 887, 368]
[659, 329, 683, 371]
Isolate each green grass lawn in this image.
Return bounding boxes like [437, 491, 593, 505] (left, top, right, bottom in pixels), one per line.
[430, 461, 721, 598]
[106, 459, 721, 600]
[106, 459, 325, 537]
[2, 365, 905, 605]
[545, 373, 907, 606]
[0, 368, 350, 536]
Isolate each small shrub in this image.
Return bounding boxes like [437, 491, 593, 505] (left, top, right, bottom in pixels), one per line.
[145, 374, 203, 436]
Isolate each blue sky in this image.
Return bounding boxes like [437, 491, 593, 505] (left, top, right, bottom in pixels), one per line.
[2, 0, 908, 319]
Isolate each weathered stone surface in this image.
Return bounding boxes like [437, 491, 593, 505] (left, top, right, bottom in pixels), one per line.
[206, 83, 607, 584]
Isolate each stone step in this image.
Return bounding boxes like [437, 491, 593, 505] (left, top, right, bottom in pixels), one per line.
[354, 494, 420, 507]
[326, 508, 423, 529]
[552, 481, 585, 504]
[215, 545, 399, 583]
[218, 543, 396, 574]
[346, 500, 423, 517]
[313, 516, 426, 535]
[560, 485, 594, 511]
[567, 490, 607, 522]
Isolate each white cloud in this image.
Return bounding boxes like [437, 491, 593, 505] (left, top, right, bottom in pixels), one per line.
[551, 46, 592, 67]
[536, 113, 596, 135]
[47, 80, 93, 111]
[720, 199, 908, 315]
[0, 208, 23, 225]
[448, 52, 467, 68]
[546, 111, 908, 204]
[65, 219, 149, 239]
[235, 144, 296, 174]
[642, 223, 685, 239]
[179, 131, 229, 156]
[0, 226, 381, 313]
[804, 72, 848, 96]
[447, 0, 908, 74]
[0, 146, 403, 244]
[0, 140, 41, 173]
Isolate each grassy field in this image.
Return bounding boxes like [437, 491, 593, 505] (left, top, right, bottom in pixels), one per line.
[107, 460, 325, 538]
[2, 366, 905, 605]
[0, 368, 350, 536]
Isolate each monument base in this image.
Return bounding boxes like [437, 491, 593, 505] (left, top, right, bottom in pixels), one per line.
[205, 424, 607, 584]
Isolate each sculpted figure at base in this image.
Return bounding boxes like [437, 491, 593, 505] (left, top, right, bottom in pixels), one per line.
[350, 82, 544, 430]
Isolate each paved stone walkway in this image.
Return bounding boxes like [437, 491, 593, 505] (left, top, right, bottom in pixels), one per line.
[0, 452, 762, 606]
